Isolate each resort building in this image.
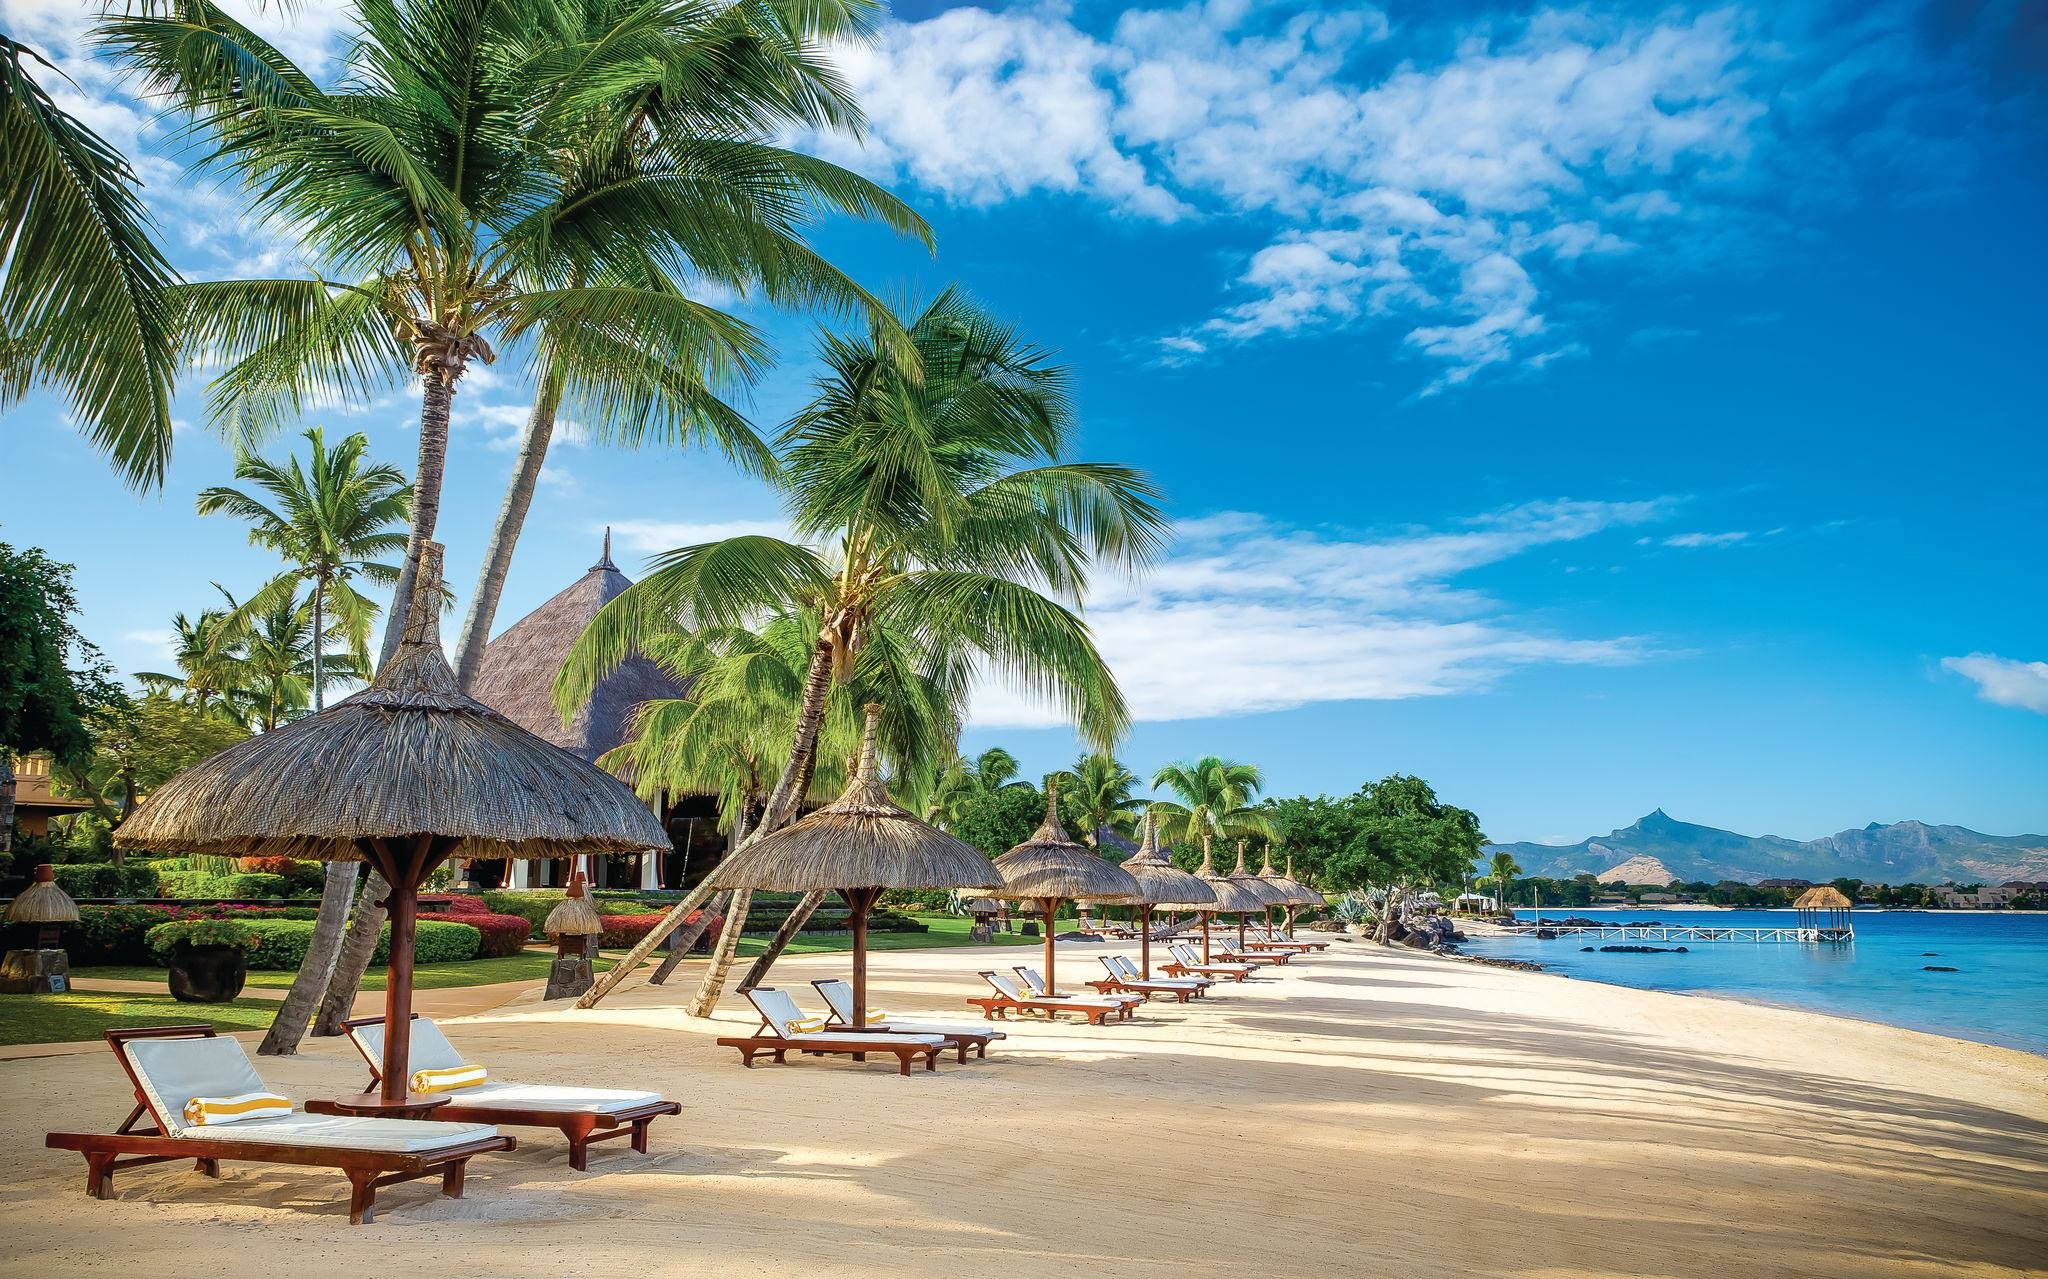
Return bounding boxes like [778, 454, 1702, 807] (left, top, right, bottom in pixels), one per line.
[470, 535, 724, 890]
[3, 752, 92, 838]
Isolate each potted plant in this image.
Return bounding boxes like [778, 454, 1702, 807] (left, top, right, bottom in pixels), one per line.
[146, 919, 262, 1003]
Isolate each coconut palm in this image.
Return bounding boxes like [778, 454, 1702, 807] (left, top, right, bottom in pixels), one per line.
[135, 608, 253, 723]
[1150, 756, 1276, 859]
[1, 33, 178, 488]
[926, 746, 1030, 828]
[196, 426, 410, 711]
[108, 0, 922, 663]
[563, 290, 1165, 1009]
[1055, 752, 1144, 849]
[1489, 850, 1522, 909]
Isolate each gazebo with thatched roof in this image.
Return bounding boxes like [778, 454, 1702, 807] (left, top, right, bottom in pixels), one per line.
[470, 530, 699, 891]
[1189, 835, 1267, 962]
[988, 779, 1142, 996]
[1120, 812, 1216, 978]
[706, 706, 997, 1026]
[1792, 885, 1855, 942]
[116, 543, 668, 1113]
[1224, 839, 1289, 948]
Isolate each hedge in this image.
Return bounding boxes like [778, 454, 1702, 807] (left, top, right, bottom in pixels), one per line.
[51, 863, 161, 899]
[481, 889, 672, 936]
[239, 919, 480, 970]
[157, 871, 292, 900]
[599, 910, 718, 949]
[420, 909, 530, 958]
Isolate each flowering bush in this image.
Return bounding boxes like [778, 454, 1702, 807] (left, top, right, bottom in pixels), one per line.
[146, 919, 262, 960]
[598, 910, 718, 950]
[420, 908, 531, 957]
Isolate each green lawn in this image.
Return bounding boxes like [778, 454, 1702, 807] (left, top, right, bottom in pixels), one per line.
[0, 991, 281, 1046]
[734, 911, 1038, 957]
[73, 949, 618, 991]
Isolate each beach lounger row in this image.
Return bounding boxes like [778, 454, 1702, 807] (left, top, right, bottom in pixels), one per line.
[716, 985, 1007, 1075]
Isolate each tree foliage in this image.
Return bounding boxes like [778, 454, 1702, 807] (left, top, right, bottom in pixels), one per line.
[950, 782, 1046, 860]
[0, 543, 118, 768]
[1265, 775, 1486, 893]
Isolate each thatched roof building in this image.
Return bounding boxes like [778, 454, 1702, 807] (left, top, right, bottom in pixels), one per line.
[470, 531, 684, 763]
[1792, 885, 1853, 909]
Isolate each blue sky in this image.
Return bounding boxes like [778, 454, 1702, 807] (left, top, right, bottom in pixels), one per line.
[2, 0, 2043, 845]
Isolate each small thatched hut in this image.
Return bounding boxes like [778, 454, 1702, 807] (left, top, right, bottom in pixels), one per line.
[1793, 885, 1855, 941]
[471, 532, 713, 890]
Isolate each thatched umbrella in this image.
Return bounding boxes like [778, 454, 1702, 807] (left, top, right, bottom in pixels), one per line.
[706, 705, 997, 1026]
[115, 543, 667, 1111]
[1225, 840, 1289, 949]
[1258, 846, 1324, 937]
[1120, 812, 1215, 978]
[1193, 836, 1268, 962]
[988, 778, 1141, 996]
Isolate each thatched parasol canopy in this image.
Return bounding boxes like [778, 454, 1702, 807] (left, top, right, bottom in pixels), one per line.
[988, 781, 1142, 905]
[1793, 885, 1854, 910]
[6, 865, 79, 925]
[1124, 813, 1215, 911]
[1226, 840, 1291, 909]
[1259, 846, 1324, 909]
[545, 872, 605, 938]
[709, 709, 997, 896]
[708, 705, 996, 1025]
[114, 543, 664, 1109]
[1195, 837, 1268, 914]
[115, 547, 669, 864]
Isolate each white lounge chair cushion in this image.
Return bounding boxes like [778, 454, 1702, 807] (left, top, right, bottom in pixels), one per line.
[749, 987, 944, 1046]
[441, 1082, 665, 1114]
[787, 1031, 947, 1047]
[351, 1018, 465, 1074]
[870, 1020, 994, 1038]
[180, 1113, 497, 1153]
[125, 1036, 273, 1136]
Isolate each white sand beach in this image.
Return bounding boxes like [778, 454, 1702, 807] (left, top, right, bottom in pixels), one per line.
[3, 939, 2044, 1278]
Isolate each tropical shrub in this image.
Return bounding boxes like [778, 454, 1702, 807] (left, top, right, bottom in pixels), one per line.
[69, 904, 182, 964]
[867, 909, 929, 934]
[420, 908, 530, 958]
[157, 871, 291, 900]
[51, 863, 160, 899]
[238, 919, 480, 970]
[146, 918, 262, 959]
[597, 911, 708, 950]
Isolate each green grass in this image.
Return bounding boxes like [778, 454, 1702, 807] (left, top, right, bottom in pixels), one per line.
[0, 991, 282, 1046]
[733, 911, 1037, 957]
[73, 949, 619, 992]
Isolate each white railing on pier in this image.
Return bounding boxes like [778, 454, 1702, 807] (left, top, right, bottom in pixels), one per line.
[1502, 923, 1851, 943]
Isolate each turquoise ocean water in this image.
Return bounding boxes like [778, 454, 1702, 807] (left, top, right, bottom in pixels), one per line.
[1461, 908, 2048, 1055]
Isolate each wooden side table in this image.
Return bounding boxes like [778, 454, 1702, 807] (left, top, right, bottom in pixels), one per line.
[306, 1092, 452, 1121]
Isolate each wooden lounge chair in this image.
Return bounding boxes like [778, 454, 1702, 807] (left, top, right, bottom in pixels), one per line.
[1163, 943, 1255, 981]
[808, 979, 1005, 1060]
[1246, 925, 1329, 953]
[718, 987, 947, 1076]
[323, 1015, 681, 1171]
[44, 1026, 512, 1224]
[1213, 940, 1291, 966]
[1094, 954, 1210, 1001]
[966, 970, 1126, 1024]
[1014, 964, 1145, 1015]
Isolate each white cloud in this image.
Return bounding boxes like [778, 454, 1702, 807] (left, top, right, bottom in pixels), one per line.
[1941, 654, 2048, 716]
[1661, 531, 1749, 548]
[821, 2, 1767, 391]
[608, 518, 795, 555]
[121, 629, 177, 661]
[970, 497, 1666, 727]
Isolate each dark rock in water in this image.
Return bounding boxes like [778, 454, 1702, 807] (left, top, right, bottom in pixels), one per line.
[1674, 946, 1688, 953]
[1581, 946, 1595, 952]
[1534, 928, 1558, 940]
[1921, 952, 1940, 957]
[1922, 965, 1960, 973]
[1464, 955, 1544, 973]
[1598, 944, 1684, 954]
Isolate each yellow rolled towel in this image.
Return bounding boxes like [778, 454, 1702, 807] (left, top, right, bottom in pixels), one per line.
[183, 1092, 291, 1127]
[781, 1016, 826, 1035]
[864, 1009, 889, 1024]
[411, 1063, 488, 1093]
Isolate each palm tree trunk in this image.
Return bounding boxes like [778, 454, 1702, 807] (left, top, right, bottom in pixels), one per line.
[683, 638, 835, 1016]
[311, 869, 388, 1036]
[735, 888, 828, 991]
[453, 379, 560, 693]
[648, 889, 729, 984]
[259, 859, 359, 1055]
[310, 578, 325, 713]
[377, 366, 458, 666]
[683, 888, 751, 1015]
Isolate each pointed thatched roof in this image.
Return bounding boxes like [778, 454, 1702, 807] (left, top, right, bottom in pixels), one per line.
[1259, 846, 1325, 908]
[113, 543, 669, 862]
[6, 864, 78, 924]
[1793, 885, 1854, 910]
[470, 531, 685, 764]
[1195, 836, 1269, 913]
[1228, 840, 1291, 907]
[989, 779, 1142, 904]
[709, 707, 998, 893]
[1119, 812, 1215, 910]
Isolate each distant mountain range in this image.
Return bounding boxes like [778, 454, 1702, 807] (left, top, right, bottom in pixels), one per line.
[1482, 810, 2048, 886]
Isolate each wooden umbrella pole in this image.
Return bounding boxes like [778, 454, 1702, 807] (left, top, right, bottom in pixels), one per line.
[1202, 913, 1211, 964]
[1140, 906, 1152, 979]
[843, 887, 878, 1027]
[1042, 897, 1059, 994]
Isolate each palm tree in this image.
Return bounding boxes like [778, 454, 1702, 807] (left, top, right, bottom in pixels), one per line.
[1150, 756, 1276, 853]
[108, 0, 919, 663]
[563, 290, 1165, 1009]
[1, 33, 178, 488]
[196, 426, 410, 712]
[926, 746, 1031, 828]
[1056, 752, 1144, 849]
[1489, 850, 1522, 910]
[135, 608, 252, 723]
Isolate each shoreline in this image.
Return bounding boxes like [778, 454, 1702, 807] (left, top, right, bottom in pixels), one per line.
[3, 938, 2043, 1276]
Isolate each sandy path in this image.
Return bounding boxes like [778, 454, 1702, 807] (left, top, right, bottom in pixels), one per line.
[2, 939, 2042, 1278]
